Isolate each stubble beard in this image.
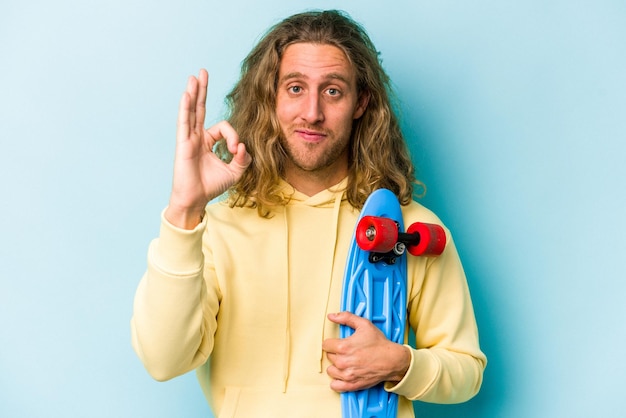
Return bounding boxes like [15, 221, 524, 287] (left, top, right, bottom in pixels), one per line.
[280, 131, 350, 175]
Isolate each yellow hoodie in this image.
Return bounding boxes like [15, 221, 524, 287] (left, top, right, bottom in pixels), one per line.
[131, 179, 486, 417]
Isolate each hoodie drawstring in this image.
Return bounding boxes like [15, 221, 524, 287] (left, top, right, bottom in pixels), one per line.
[318, 191, 343, 372]
[282, 207, 291, 393]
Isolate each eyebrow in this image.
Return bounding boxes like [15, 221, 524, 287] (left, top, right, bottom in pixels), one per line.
[278, 71, 351, 86]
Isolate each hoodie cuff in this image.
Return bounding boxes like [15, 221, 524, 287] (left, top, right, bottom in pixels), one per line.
[148, 208, 207, 274]
[384, 346, 440, 400]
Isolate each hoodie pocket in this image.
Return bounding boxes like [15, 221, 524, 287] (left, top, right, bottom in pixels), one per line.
[218, 385, 340, 418]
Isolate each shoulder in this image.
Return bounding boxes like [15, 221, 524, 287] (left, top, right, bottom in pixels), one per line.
[205, 199, 257, 221]
[401, 200, 446, 227]
[204, 199, 284, 228]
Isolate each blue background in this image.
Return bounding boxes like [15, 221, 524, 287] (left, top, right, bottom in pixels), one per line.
[1, 0, 625, 417]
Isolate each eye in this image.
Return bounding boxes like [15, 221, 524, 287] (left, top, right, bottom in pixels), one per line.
[288, 85, 303, 94]
[327, 88, 340, 96]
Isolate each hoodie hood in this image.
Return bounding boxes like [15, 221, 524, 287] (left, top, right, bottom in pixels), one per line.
[277, 177, 349, 207]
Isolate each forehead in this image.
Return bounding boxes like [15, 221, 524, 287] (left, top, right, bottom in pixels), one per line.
[278, 42, 355, 83]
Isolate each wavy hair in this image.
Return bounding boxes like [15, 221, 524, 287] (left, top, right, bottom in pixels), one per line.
[219, 9, 418, 217]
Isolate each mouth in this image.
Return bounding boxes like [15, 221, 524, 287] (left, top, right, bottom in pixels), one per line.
[295, 128, 327, 143]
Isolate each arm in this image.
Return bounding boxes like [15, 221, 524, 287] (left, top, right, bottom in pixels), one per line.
[322, 233, 486, 403]
[130, 69, 251, 380]
[387, 234, 486, 403]
[130, 213, 217, 381]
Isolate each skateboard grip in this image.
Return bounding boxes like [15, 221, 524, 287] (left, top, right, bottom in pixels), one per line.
[406, 222, 446, 256]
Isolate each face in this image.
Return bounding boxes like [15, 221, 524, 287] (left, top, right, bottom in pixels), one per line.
[275, 42, 369, 189]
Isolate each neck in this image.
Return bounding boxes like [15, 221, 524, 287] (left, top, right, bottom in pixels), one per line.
[283, 165, 347, 197]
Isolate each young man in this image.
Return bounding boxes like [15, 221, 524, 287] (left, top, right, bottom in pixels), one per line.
[131, 10, 486, 418]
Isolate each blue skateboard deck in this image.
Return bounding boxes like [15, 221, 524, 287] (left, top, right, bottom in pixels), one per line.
[340, 189, 407, 418]
[340, 189, 446, 418]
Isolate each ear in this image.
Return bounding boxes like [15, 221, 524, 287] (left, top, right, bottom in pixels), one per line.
[353, 90, 370, 120]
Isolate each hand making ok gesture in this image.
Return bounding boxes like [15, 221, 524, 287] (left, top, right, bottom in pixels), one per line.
[165, 69, 251, 229]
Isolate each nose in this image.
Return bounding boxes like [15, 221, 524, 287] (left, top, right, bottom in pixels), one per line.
[300, 92, 324, 124]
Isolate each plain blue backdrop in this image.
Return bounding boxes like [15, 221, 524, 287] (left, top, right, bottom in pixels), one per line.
[1, 0, 625, 417]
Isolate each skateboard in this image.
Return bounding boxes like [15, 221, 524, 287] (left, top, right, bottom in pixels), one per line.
[340, 189, 446, 418]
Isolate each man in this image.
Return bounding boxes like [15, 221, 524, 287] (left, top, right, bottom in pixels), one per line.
[131, 10, 486, 418]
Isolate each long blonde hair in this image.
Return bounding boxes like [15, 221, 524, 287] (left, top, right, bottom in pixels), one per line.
[219, 10, 418, 217]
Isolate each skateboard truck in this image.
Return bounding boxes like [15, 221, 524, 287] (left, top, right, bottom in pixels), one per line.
[357, 216, 447, 264]
[365, 222, 406, 264]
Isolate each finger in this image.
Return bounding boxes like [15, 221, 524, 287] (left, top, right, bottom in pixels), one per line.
[327, 312, 367, 330]
[327, 366, 365, 393]
[326, 364, 341, 380]
[329, 379, 350, 393]
[217, 120, 244, 155]
[205, 120, 239, 151]
[322, 338, 339, 354]
[194, 69, 208, 133]
[185, 75, 199, 131]
[330, 378, 367, 393]
[230, 142, 252, 170]
[176, 91, 191, 143]
[323, 333, 351, 353]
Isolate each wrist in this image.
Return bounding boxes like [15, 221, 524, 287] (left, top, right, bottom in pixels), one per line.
[387, 344, 411, 384]
[164, 205, 205, 230]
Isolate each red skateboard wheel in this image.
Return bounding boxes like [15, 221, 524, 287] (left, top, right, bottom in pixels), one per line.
[356, 216, 398, 253]
[406, 222, 446, 256]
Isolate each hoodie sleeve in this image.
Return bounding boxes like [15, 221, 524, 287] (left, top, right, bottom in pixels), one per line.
[130, 209, 220, 381]
[385, 232, 487, 403]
